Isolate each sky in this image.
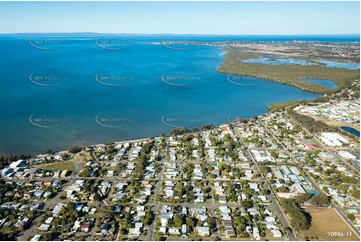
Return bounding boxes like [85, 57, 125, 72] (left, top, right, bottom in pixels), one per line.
[0, 1, 359, 35]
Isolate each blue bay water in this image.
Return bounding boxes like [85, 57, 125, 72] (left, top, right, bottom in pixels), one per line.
[0, 34, 355, 154]
[301, 78, 337, 89]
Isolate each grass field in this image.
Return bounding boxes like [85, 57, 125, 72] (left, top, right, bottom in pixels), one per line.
[307, 115, 360, 131]
[34, 161, 75, 171]
[75, 153, 92, 162]
[301, 207, 359, 241]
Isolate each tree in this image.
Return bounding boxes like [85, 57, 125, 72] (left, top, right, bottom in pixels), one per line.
[281, 199, 311, 231]
[186, 217, 197, 232]
[44, 149, 53, 154]
[347, 213, 355, 221]
[69, 146, 82, 154]
[174, 214, 184, 227]
[206, 217, 217, 234]
[308, 194, 329, 206]
[93, 193, 101, 201]
[351, 189, 360, 199]
[294, 193, 312, 204]
[241, 200, 252, 209]
[170, 127, 190, 136]
[192, 126, 199, 132]
[263, 189, 271, 195]
[62, 153, 70, 160]
[144, 212, 153, 225]
[287, 109, 337, 133]
[201, 124, 215, 131]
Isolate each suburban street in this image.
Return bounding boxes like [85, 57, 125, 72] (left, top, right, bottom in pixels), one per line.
[231, 123, 297, 241]
[146, 155, 166, 241]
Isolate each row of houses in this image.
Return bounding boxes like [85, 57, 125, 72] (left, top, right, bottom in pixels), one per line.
[219, 206, 236, 237]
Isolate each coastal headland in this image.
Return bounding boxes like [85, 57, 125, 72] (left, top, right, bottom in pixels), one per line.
[217, 48, 360, 94]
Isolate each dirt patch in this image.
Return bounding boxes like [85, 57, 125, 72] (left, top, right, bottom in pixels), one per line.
[299, 207, 359, 241]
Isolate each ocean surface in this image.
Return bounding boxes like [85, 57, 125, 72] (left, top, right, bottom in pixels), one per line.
[0, 34, 358, 154]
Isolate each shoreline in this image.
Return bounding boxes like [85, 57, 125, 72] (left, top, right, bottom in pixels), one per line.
[4, 120, 236, 157]
[36, 123, 234, 157]
[13, 104, 360, 159]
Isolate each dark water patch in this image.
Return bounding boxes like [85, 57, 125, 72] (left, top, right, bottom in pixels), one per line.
[340, 126, 360, 137]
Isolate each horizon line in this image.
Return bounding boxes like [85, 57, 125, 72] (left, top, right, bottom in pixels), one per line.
[0, 32, 360, 36]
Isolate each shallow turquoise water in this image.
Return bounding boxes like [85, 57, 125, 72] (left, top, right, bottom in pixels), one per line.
[242, 57, 315, 66]
[317, 60, 360, 70]
[307, 190, 318, 196]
